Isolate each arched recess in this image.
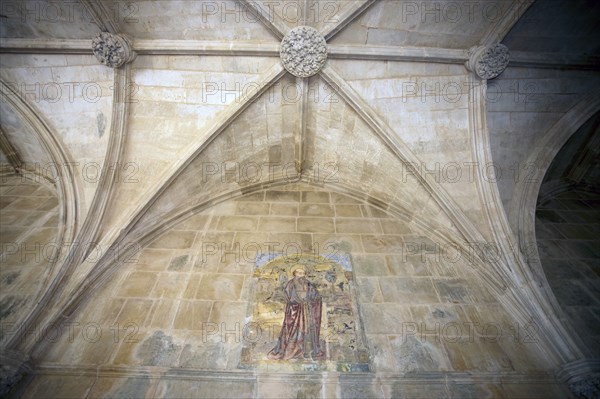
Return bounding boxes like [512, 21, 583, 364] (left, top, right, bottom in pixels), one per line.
[534, 112, 600, 358]
[536, 112, 600, 202]
[36, 181, 553, 376]
[512, 93, 600, 357]
[0, 80, 81, 352]
[29, 175, 510, 361]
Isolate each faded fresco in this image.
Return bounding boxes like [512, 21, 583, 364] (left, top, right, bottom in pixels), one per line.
[240, 254, 370, 372]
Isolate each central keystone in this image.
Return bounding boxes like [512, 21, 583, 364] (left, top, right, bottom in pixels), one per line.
[280, 26, 328, 78]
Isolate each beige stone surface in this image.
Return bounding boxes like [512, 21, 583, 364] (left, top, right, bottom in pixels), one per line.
[2, 2, 598, 397]
[1, 55, 113, 219]
[0, 174, 60, 343]
[30, 187, 549, 380]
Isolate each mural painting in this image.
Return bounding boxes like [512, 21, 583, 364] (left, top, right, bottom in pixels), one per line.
[240, 254, 370, 372]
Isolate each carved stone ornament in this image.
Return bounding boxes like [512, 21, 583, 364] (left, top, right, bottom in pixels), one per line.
[280, 26, 328, 78]
[466, 43, 510, 80]
[92, 32, 136, 68]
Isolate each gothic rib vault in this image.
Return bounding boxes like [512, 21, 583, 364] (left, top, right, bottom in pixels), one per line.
[1, 0, 600, 397]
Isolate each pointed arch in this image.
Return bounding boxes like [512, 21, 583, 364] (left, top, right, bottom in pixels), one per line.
[0, 79, 81, 352]
[511, 93, 600, 358]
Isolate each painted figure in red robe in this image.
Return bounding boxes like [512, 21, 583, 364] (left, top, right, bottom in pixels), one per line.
[268, 265, 324, 360]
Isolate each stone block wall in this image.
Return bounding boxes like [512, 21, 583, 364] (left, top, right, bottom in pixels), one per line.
[8, 183, 571, 398]
[0, 173, 60, 346]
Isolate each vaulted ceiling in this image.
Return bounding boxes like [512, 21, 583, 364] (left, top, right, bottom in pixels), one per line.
[1, 0, 600, 369]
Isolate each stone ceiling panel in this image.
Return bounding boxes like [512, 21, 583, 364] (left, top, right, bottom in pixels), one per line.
[251, 0, 307, 31]
[0, 102, 52, 166]
[0, 174, 61, 347]
[330, 59, 492, 240]
[307, 0, 360, 33]
[503, 0, 600, 55]
[308, 76, 461, 239]
[101, 55, 281, 238]
[117, 0, 279, 41]
[487, 67, 600, 223]
[124, 72, 468, 246]
[329, 0, 500, 49]
[0, 54, 113, 220]
[0, 0, 101, 39]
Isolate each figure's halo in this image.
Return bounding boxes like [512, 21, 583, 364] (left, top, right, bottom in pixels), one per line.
[289, 264, 306, 277]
